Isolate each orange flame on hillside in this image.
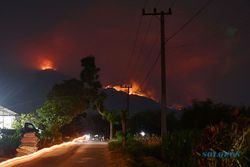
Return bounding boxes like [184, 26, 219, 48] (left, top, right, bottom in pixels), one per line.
[105, 81, 156, 101]
[39, 59, 56, 70]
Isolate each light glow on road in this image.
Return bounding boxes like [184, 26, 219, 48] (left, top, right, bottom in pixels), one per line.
[0, 135, 91, 167]
[73, 134, 90, 142]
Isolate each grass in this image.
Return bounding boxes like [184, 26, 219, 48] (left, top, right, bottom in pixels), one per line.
[108, 131, 202, 167]
[108, 136, 166, 167]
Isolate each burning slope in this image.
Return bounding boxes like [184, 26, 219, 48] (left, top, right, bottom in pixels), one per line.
[105, 81, 156, 101]
[39, 59, 56, 70]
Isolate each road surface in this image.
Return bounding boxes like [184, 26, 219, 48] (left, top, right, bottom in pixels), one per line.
[0, 141, 113, 167]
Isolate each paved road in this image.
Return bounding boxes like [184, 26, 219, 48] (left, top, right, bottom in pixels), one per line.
[0, 142, 112, 167]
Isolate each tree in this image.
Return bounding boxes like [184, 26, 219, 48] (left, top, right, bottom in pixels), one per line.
[101, 110, 120, 140]
[12, 113, 39, 132]
[181, 99, 236, 129]
[80, 56, 105, 114]
[80, 56, 102, 91]
[36, 56, 105, 142]
[59, 112, 86, 140]
[36, 79, 87, 140]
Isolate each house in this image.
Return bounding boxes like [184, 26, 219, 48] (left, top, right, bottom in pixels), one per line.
[0, 105, 18, 129]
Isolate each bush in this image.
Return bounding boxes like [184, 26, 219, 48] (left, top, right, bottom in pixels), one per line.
[109, 135, 162, 161]
[194, 120, 250, 167]
[241, 146, 250, 167]
[139, 156, 166, 167]
[135, 135, 161, 159]
[116, 131, 123, 142]
[125, 140, 144, 157]
[12, 113, 39, 132]
[108, 140, 122, 151]
[110, 131, 203, 167]
[164, 130, 202, 167]
[0, 133, 21, 156]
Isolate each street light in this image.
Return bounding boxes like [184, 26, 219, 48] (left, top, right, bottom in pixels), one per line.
[140, 131, 146, 137]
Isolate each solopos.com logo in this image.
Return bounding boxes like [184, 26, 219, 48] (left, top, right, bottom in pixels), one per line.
[202, 151, 240, 158]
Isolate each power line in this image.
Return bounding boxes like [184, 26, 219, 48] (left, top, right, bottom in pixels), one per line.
[134, 0, 176, 85]
[170, 0, 177, 8]
[155, 0, 161, 7]
[125, 0, 150, 81]
[129, 16, 154, 79]
[127, 0, 161, 81]
[141, 52, 160, 90]
[134, 33, 159, 82]
[139, 0, 214, 93]
[166, 0, 214, 42]
[143, 8, 172, 159]
[125, 16, 144, 80]
[141, 50, 180, 92]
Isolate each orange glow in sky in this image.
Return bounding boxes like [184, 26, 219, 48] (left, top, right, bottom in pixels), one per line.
[39, 59, 55, 70]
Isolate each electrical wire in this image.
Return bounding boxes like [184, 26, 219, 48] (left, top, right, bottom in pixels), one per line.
[129, 16, 154, 80]
[139, 0, 214, 93]
[166, 0, 214, 42]
[140, 52, 160, 90]
[133, 33, 159, 82]
[170, 0, 177, 8]
[127, 0, 161, 81]
[125, 0, 150, 81]
[135, 0, 176, 85]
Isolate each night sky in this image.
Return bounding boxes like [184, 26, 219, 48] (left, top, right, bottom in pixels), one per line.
[0, 0, 250, 105]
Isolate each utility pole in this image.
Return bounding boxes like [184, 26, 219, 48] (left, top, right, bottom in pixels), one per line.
[1, 110, 3, 128]
[143, 8, 172, 159]
[120, 84, 132, 147]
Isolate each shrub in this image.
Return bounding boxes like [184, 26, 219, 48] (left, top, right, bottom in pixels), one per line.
[164, 130, 202, 167]
[193, 120, 250, 167]
[125, 139, 144, 157]
[0, 133, 21, 156]
[135, 135, 161, 159]
[108, 140, 122, 151]
[139, 156, 166, 167]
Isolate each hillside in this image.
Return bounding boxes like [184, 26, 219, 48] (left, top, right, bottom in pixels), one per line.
[0, 70, 160, 114]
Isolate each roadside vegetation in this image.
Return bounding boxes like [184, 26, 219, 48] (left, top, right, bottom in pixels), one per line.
[108, 100, 250, 167]
[0, 131, 20, 157]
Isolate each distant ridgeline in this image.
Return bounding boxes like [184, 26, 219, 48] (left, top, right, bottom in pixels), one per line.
[0, 70, 164, 115]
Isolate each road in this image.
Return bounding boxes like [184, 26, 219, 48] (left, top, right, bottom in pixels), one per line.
[0, 141, 112, 167]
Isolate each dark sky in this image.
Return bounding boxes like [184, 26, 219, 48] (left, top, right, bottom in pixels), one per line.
[0, 0, 250, 105]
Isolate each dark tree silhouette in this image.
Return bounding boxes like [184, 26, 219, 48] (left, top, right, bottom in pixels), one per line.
[181, 99, 239, 130]
[37, 79, 87, 140]
[80, 56, 105, 113]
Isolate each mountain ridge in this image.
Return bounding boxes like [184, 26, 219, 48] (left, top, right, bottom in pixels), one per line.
[0, 70, 160, 114]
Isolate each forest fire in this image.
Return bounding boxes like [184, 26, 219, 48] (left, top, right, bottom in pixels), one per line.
[39, 59, 55, 70]
[105, 81, 156, 100]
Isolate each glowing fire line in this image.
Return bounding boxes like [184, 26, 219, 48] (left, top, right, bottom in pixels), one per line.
[0, 136, 87, 167]
[39, 59, 56, 71]
[105, 81, 156, 100]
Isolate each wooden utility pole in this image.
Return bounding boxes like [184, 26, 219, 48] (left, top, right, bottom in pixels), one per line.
[120, 84, 132, 147]
[143, 8, 172, 158]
